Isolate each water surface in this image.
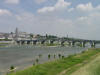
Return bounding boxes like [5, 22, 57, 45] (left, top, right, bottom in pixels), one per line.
[0, 45, 89, 75]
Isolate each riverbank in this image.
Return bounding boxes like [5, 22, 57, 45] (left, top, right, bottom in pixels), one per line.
[8, 48, 100, 75]
[70, 50, 100, 75]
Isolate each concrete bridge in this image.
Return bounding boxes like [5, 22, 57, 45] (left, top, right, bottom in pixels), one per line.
[15, 38, 100, 48]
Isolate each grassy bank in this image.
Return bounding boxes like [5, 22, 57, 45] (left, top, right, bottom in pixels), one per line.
[70, 51, 100, 75]
[8, 48, 100, 75]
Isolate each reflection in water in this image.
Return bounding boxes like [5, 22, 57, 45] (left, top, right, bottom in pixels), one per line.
[1, 44, 100, 75]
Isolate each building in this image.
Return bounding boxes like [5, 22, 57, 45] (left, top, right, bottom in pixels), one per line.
[14, 28, 31, 40]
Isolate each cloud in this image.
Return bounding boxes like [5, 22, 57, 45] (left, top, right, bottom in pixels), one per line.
[1, 9, 100, 39]
[5, 0, 20, 4]
[37, 0, 71, 13]
[0, 9, 12, 16]
[72, 12, 100, 38]
[96, 5, 100, 10]
[68, 8, 74, 12]
[15, 12, 100, 40]
[34, 0, 47, 4]
[76, 2, 93, 11]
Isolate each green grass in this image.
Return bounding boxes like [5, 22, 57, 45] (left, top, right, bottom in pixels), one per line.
[89, 56, 100, 75]
[45, 43, 58, 46]
[8, 48, 100, 75]
[68, 49, 100, 75]
[93, 66, 100, 75]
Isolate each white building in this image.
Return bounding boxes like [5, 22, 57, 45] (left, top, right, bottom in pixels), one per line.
[0, 36, 5, 40]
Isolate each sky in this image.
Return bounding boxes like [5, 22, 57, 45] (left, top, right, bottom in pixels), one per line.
[0, 0, 100, 40]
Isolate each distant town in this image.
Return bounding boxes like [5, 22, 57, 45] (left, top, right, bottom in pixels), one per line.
[0, 28, 55, 41]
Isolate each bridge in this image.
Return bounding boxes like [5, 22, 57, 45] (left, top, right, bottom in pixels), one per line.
[15, 37, 100, 48]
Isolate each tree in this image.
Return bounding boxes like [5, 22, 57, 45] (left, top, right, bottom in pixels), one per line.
[10, 65, 14, 70]
[33, 63, 35, 66]
[58, 54, 61, 58]
[36, 58, 39, 64]
[62, 56, 65, 59]
[30, 34, 33, 40]
[48, 54, 51, 59]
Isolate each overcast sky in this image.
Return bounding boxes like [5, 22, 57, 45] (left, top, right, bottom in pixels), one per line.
[0, 0, 100, 40]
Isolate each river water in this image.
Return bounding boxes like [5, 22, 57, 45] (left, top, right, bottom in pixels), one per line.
[0, 44, 99, 75]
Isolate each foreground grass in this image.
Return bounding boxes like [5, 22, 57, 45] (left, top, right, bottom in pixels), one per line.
[8, 48, 100, 75]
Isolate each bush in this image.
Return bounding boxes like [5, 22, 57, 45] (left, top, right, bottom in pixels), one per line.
[48, 54, 51, 59]
[10, 66, 14, 70]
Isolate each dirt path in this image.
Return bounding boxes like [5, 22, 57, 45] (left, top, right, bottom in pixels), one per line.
[58, 53, 100, 75]
[70, 54, 100, 75]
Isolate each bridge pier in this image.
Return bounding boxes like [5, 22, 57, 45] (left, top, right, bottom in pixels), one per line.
[16, 41, 21, 45]
[49, 40, 54, 44]
[24, 41, 27, 45]
[19, 41, 21, 45]
[70, 41, 75, 47]
[81, 42, 85, 47]
[61, 41, 64, 46]
[91, 42, 95, 48]
[36, 41, 40, 45]
[30, 41, 33, 45]
[21, 41, 25, 45]
[41, 40, 45, 44]
[33, 40, 37, 45]
[68, 42, 71, 46]
[27, 41, 30, 45]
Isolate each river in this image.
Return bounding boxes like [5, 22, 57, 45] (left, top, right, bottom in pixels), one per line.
[0, 44, 99, 75]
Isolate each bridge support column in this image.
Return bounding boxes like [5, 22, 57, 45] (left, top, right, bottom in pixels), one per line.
[70, 41, 75, 47]
[60, 41, 64, 46]
[81, 42, 85, 47]
[70, 42, 73, 46]
[48, 40, 51, 44]
[24, 41, 27, 45]
[68, 42, 71, 46]
[41, 40, 45, 44]
[30, 41, 33, 45]
[19, 41, 22, 45]
[33, 41, 37, 45]
[37, 41, 40, 45]
[50, 40, 54, 44]
[91, 42, 95, 48]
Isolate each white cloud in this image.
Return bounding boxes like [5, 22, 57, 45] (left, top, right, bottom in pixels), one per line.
[0, 9, 12, 16]
[77, 16, 88, 21]
[76, 2, 93, 11]
[55, 0, 71, 8]
[68, 8, 74, 12]
[1, 10, 100, 39]
[5, 0, 20, 4]
[16, 12, 35, 21]
[37, 0, 71, 13]
[35, 0, 47, 4]
[95, 5, 100, 10]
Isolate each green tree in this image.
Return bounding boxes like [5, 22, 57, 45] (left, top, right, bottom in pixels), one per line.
[36, 58, 39, 64]
[10, 65, 14, 70]
[62, 55, 65, 59]
[48, 54, 51, 59]
[58, 54, 61, 58]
